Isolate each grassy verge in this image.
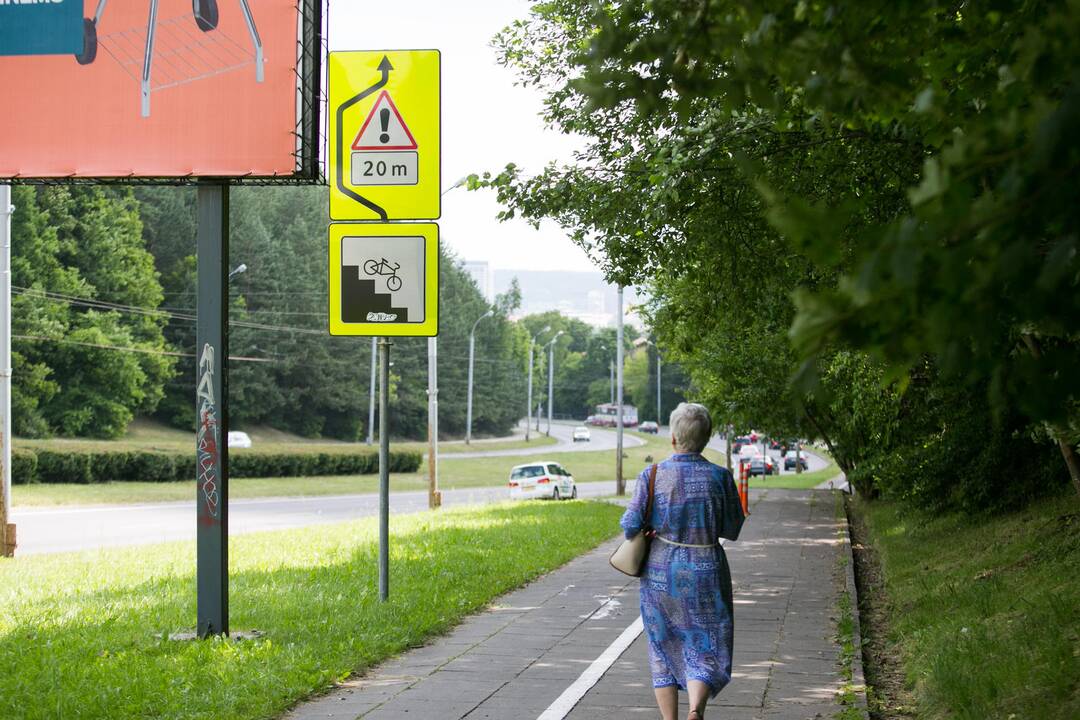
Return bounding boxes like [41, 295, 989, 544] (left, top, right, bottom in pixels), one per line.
[0, 500, 625, 720]
[16, 416, 554, 456]
[14, 431, 670, 507]
[851, 492, 1079, 719]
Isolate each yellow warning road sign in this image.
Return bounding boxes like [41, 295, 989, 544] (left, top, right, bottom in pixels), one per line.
[329, 50, 440, 221]
[328, 223, 439, 337]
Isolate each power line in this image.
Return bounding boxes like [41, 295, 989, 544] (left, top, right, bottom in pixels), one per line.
[14, 335, 274, 363]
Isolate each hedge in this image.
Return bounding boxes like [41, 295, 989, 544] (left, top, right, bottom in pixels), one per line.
[12, 448, 421, 484]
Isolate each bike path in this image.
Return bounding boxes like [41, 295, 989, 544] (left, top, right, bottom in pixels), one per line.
[283, 488, 867, 720]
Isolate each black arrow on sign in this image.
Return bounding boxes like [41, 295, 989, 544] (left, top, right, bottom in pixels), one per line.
[336, 55, 393, 221]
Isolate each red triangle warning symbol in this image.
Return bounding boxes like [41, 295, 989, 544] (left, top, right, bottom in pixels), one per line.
[352, 91, 418, 151]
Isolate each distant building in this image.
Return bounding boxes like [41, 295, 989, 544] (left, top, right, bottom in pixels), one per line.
[462, 260, 494, 302]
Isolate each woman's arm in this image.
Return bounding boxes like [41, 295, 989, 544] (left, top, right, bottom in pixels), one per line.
[715, 466, 746, 541]
[619, 467, 652, 539]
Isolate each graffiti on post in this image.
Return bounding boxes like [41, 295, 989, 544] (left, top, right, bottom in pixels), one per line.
[196, 343, 221, 520]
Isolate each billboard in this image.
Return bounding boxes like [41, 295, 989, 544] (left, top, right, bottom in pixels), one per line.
[0, 0, 322, 181]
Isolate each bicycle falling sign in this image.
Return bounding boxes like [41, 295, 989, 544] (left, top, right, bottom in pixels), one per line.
[328, 50, 440, 221]
[327, 223, 439, 337]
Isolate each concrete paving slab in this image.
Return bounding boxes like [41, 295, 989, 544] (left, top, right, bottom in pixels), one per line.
[281, 489, 867, 720]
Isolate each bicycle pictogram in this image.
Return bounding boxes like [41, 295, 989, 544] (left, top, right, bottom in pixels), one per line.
[363, 257, 402, 291]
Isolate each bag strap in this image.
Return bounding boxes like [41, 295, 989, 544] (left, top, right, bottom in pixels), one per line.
[643, 463, 657, 529]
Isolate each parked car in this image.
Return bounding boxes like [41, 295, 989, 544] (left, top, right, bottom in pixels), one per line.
[784, 450, 809, 471]
[227, 431, 252, 448]
[508, 461, 578, 501]
[747, 455, 778, 476]
[639, 421, 659, 434]
[572, 426, 591, 442]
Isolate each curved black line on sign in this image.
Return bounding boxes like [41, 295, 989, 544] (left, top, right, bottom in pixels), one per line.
[336, 56, 393, 221]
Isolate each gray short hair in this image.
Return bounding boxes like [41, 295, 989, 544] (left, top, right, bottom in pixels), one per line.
[669, 402, 712, 453]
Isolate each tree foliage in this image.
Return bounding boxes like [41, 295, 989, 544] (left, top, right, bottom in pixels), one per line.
[11, 186, 174, 438]
[480, 0, 1078, 510]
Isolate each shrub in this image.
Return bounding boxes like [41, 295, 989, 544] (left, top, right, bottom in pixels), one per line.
[35, 450, 93, 484]
[12, 449, 38, 485]
[16, 447, 420, 484]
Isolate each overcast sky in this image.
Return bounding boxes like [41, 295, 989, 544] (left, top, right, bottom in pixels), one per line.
[326, 0, 595, 273]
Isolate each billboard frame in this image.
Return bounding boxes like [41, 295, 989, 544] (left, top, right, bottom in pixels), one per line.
[2, 0, 326, 187]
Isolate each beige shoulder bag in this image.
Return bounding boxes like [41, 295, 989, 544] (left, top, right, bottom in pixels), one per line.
[609, 464, 657, 577]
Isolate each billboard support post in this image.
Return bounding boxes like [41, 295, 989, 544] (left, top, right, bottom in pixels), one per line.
[378, 337, 392, 602]
[196, 183, 229, 638]
[0, 185, 13, 557]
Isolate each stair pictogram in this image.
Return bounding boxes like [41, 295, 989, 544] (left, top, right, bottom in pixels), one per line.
[341, 271, 410, 323]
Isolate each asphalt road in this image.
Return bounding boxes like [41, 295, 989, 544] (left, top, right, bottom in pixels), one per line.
[12, 429, 827, 556]
[447, 419, 644, 459]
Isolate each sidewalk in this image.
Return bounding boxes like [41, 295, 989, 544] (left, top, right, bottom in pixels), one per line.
[283, 489, 866, 720]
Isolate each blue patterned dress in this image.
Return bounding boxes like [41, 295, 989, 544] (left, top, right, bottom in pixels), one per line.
[620, 453, 745, 697]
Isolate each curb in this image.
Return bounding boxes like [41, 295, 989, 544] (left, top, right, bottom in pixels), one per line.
[837, 491, 870, 718]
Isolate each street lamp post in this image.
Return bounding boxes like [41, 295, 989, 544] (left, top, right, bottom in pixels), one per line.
[642, 338, 663, 425]
[466, 309, 494, 444]
[546, 330, 566, 435]
[526, 326, 551, 442]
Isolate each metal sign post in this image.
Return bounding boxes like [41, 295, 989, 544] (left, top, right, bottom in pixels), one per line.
[378, 337, 392, 601]
[615, 286, 625, 495]
[196, 183, 229, 637]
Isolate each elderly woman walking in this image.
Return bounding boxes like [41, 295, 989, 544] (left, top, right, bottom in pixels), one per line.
[620, 403, 745, 720]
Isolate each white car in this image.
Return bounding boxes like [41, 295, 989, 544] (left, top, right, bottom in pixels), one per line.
[508, 461, 578, 501]
[227, 431, 252, 448]
[572, 426, 591, 442]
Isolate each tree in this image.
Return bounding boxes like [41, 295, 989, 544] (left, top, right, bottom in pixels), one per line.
[479, 0, 1074, 509]
[11, 186, 174, 438]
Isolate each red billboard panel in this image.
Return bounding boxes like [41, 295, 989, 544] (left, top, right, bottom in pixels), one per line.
[0, 0, 320, 180]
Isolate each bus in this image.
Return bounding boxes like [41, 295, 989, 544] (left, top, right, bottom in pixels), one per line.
[586, 403, 639, 428]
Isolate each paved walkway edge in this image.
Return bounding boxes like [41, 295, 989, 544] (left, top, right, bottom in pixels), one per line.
[838, 491, 870, 719]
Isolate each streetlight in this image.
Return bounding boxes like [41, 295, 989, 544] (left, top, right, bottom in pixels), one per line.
[546, 330, 566, 435]
[227, 263, 248, 281]
[526, 326, 551, 442]
[424, 177, 472, 504]
[642, 339, 663, 426]
[466, 308, 494, 444]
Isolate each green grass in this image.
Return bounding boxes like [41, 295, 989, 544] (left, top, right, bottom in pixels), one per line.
[0, 500, 625, 720]
[853, 492, 1080, 719]
[14, 431, 669, 507]
[15, 417, 556, 457]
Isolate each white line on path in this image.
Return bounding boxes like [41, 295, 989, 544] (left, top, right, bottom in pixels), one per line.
[535, 616, 644, 720]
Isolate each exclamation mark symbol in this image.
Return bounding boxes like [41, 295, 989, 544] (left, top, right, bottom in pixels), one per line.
[379, 109, 391, 144]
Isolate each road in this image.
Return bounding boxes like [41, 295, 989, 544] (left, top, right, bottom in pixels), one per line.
[446, 419, 644, 459]
[12, 429, 827, 556]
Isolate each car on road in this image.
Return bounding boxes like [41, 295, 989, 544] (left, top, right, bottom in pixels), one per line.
[746, 454, 778, 476]
[572, 426, 591, 442]
[508, 461, 578, 501]
[227, 431, 252, 448]
[732, 436, 752, 453]
[784, 450, 809, 471]
[639, 421, 659, 434]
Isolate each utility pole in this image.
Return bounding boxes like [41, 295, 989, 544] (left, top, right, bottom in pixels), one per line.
[366, 337, 376, 445]
[546, 330, 564, 435]
[609, 359, 614, 405]
[466, 309, 493, 444]
[726, 424, 733, 471]
[526, 326, 550, 442]
[656, 350, 662, 427]
[616, 286, 625, 495]
[427, 336, 440, 507]
[0, 185, 13, 557]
